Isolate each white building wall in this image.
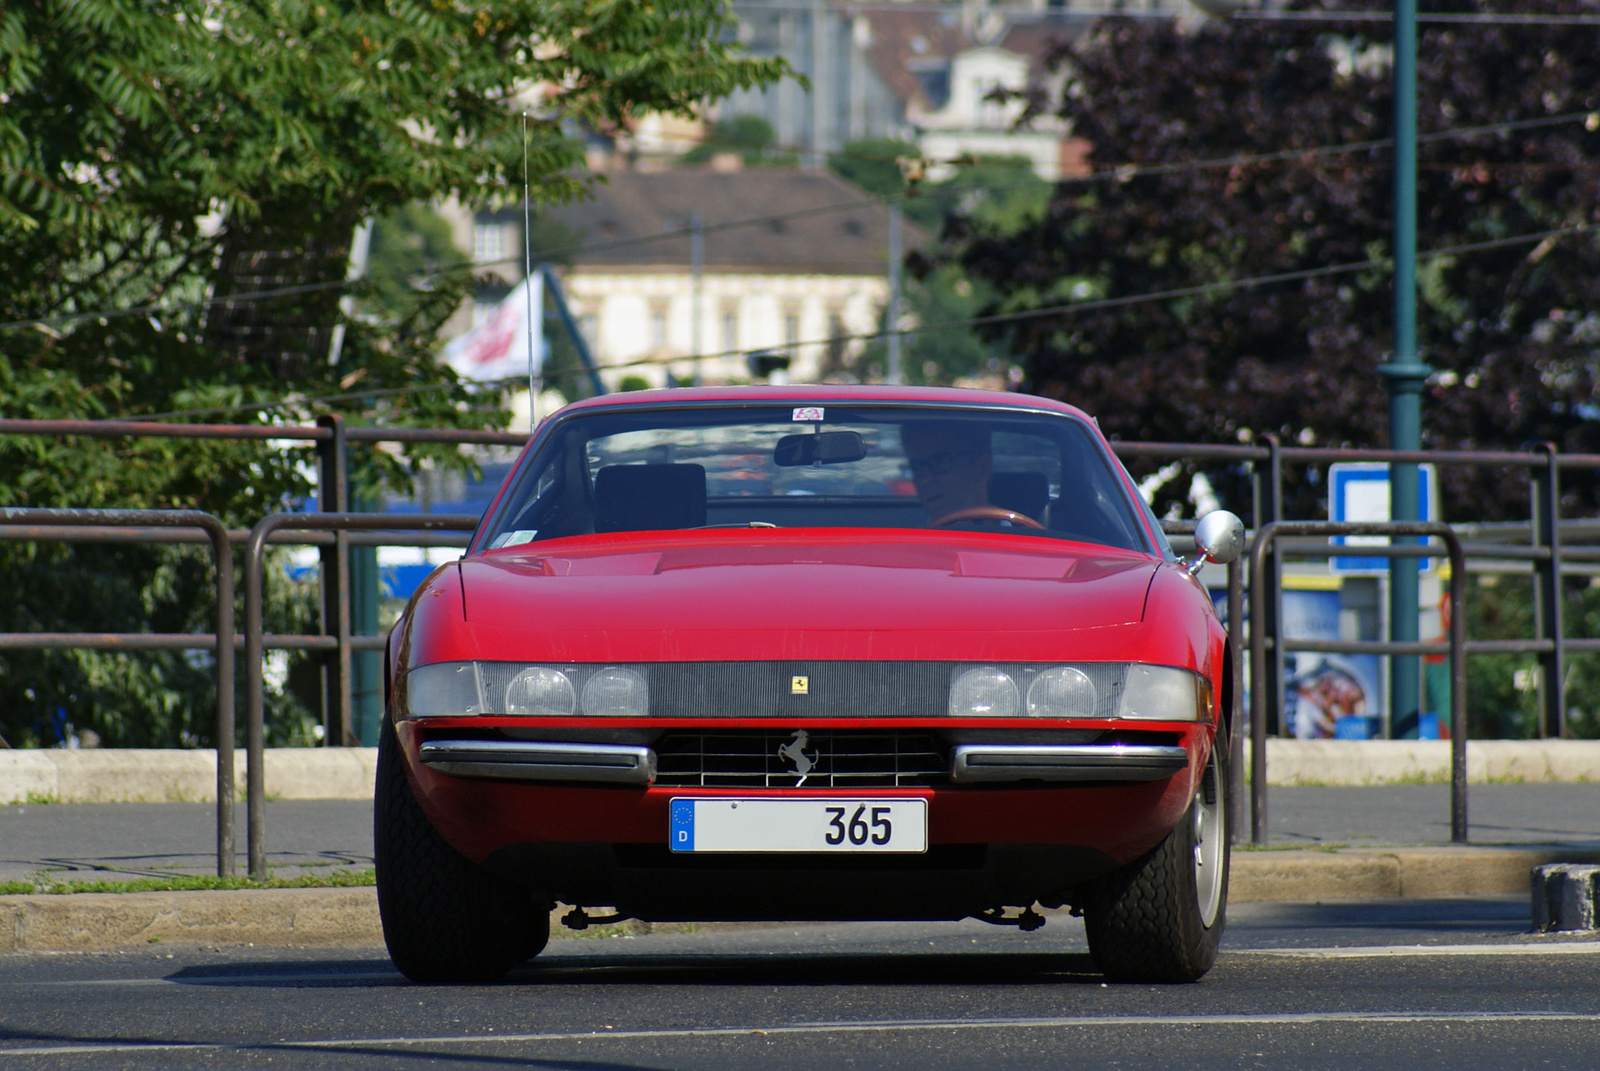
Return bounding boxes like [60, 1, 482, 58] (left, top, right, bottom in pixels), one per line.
[910, 45, 1069, 181]
[565, 271, 889, 389]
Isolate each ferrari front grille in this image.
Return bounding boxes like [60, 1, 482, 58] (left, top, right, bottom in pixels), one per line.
[653, 729, 948, 789]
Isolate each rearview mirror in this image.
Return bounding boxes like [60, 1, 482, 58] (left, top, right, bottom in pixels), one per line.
[1189, 510, 1245, 574]
[773, 431, 867, 467]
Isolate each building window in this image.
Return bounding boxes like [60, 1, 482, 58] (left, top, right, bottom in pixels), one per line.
[826, 311, 846, 367]
[650, 306, 668, 350]
[721, 310, 738, 353]
[783, 312, 800, 354]
[473, 222, 506, 262]
[470, 298, 499, 329]
[975, 78, 1006, 128]
[578, 313, 598, 351]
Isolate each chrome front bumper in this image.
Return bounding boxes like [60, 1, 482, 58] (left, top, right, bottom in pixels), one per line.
[419, 739, 1186, 787]
[419, 740, 657, 785]
[949, 744, 1189, 784]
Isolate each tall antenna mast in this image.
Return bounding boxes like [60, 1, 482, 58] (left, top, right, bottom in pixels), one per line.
[522, 112, 537, 434]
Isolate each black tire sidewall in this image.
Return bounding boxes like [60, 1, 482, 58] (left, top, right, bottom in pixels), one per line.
[375, 714, 547, 982]
[1084, 734, 1230, 983]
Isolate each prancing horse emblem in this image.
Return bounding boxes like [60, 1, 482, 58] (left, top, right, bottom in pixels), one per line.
[777, 729, 820, 787]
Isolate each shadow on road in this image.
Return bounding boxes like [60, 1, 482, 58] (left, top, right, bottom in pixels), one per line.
[161, 950, 1106, 990]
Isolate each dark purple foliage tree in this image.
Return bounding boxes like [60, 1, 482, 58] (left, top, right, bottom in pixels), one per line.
[948, 0, 1600, 521]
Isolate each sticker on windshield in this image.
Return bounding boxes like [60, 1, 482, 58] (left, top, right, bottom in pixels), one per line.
[792, 407, 824, 422]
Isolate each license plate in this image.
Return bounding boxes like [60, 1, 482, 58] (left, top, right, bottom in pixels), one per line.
[669, 798, 928, 854]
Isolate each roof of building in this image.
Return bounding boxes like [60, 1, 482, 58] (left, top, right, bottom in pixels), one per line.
[858, 8, 1083, 113]
[543, 168, 927, 276]
[861, 9, 974, 113]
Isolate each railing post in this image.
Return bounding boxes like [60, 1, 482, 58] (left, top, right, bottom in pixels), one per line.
[1226, 556, 1245, 844]
[316, 415, 352, 746]
[1448, 531, 1468, 842]
[244, 517, 273, 880]
[1253, 434, 1284, 736]
[204, 522, 236, 878]
[1531, 442, 1564, 738]
[1248, 522, 1277, 845]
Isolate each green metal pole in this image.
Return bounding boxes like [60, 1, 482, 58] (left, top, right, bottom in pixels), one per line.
[1377, 0, 1430, 738]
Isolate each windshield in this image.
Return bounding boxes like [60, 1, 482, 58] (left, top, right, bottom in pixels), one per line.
[479, 404, 1152, 553]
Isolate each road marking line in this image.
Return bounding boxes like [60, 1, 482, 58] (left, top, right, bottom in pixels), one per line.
[1237, 943, 1600, 959]
[4, 1011, 1599, 1057]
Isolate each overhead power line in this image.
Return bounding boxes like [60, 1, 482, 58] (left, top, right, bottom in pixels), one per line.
[108, 219, 1600, 422]
[731, 1, 1600, 25]
[578, 221, 1600, 377]
[5, 110, 1591, 339]
[1235, 9, 1600, 26]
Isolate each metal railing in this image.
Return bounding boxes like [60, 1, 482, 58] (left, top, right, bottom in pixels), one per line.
[0, 509, 238, 875]
[1248, 522, 1468, 845]
[241, 512, 479, 879]
[1116, 435, 1600, 739]
[0, 508, 475, 877]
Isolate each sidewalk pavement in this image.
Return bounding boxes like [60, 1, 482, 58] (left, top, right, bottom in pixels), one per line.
[3, 783, 1599, 952]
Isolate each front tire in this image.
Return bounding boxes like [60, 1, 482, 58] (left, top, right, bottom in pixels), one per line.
[1083, 738, 1229, 983]
[375, 715, 549, 983]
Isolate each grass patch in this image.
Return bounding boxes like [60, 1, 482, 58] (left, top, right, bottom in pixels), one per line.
[0, 868, 375, 896]
[555, 919, 707, 940]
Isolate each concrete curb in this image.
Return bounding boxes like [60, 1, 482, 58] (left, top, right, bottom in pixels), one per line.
[0, 888, 382, 952]
[1243, 739, 1600, 786]
[5, 845, 1597, 952]
[1230, 844, 1600, 901]
[3, 740, 1599, 804]
[0, 748, 377, 804]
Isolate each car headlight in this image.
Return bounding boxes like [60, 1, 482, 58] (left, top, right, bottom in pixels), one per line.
[402, 662, 483, 717]
[946, 662, 1208, 721]
[1118, 663, 1210, 722]
[399, 662, 650, 717]
[580, 667, 649, 716]
[505, 666, 577, 715]
[1026, 666, 1098, 718]
[949, 666, 1021, 717]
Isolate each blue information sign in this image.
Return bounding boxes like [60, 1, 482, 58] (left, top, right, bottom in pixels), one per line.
[1329, 462, 1437, 575]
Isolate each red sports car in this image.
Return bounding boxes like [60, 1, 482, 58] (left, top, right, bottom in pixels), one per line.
[376, 386, 1243, 983]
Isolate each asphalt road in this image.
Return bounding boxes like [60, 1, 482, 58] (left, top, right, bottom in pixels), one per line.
[1, 898, 1597, 1069]
[4, 783, 1599, 883]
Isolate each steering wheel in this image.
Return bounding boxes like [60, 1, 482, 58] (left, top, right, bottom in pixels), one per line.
[929, 507, 1044, 529]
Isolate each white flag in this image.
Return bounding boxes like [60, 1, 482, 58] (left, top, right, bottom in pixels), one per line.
[443, 273, 545, 384]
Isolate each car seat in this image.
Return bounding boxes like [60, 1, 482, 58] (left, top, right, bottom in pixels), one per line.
[594, 463, 708, 532]
[988, 471, 1052, 523]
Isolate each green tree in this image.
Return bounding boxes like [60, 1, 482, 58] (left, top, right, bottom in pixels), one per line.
[829, 137, 920, 198]
[682, 113, 791, 166]
[363, 205, 471, 327]
[837, 154, 1049, 386]
[947, 0, 1600, 522]
[0, 0, 788, 747]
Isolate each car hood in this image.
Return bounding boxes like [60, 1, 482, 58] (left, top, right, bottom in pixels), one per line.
[447, 533, 1163, 664]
